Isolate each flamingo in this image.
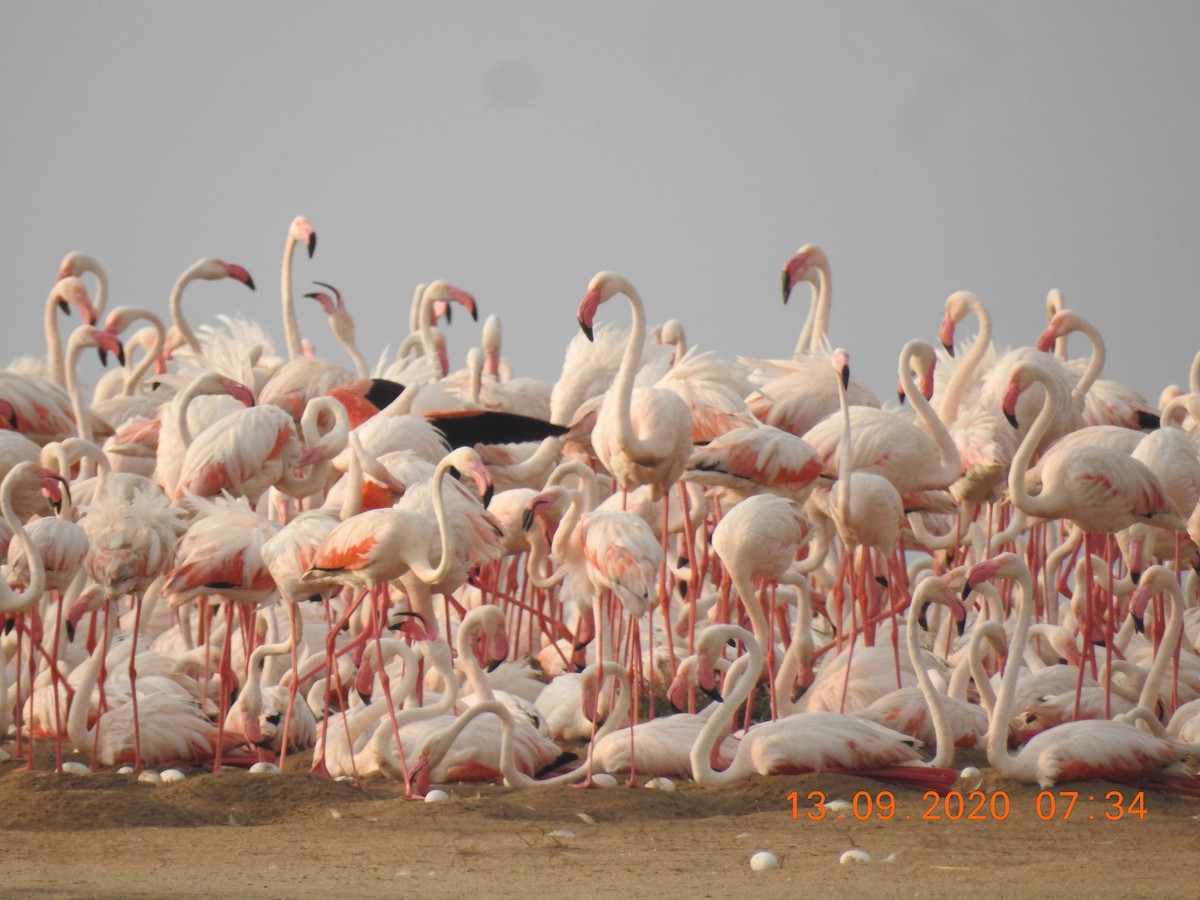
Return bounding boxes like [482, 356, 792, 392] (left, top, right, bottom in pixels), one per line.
[65, 632, 220, 768]
[688, 624, 958, 790]
[935, 291, 1017, 507]
[575, 271, 692, 502]
[154, 370, 257, 498]
[1038, 303, 1160, 430]
[301, 446, 502, 637]
[173, 394, 348, 506]
[407, 660, 634, 791]
[711, 492, 813, 671]
[0, 462, 66, 766]
[968, 553, 1200, 791]
[851, 577, 988, 763]
[1004, 357, 1184, 535]
[743, 244, 880, 437]
[683, 423, 824, 503]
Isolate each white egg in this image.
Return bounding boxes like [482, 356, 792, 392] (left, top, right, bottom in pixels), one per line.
[116, 766, 135, 775]
[646, 777, 675, 791]
[750, 851, 779, 871]
[839, 849, 872, 865]
[592, 773, 619, 788]
[60, 762, 90, 776]
[424, 789, 449, 803]
[137, 770, 162, 784]
[160, 768, 186, 783]
[249, 762, 281, 775]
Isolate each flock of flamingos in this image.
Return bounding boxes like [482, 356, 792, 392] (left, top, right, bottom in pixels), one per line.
[5, 214, 1200, 801]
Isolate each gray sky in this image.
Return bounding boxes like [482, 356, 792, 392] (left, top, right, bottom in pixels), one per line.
[3, 2, 1198, 407]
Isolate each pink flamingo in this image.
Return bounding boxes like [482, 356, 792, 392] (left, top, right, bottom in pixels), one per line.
[688, 624, 958, 790]
[744, 244, 879, 437]
[576, 271, 692, 502]
[969, 553, 1200, 792]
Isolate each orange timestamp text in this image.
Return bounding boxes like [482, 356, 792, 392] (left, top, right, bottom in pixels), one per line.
[788, 789, 1148, 822]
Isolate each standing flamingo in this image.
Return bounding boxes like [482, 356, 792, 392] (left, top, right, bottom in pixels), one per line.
[576, 271, 692, 502]
[744, 245, 880, 437]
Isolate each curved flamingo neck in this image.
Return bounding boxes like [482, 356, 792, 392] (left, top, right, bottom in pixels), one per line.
[793, 257, 830, 358]
[1063, 314, 1105, 405]
[899, 342, 960, 489]
[985, 562, 1033, 772]
[606, 279, 653, 461]
[1007, 366, 1069, 521]
[63, 332, 95, 443]
[0, 464, 47, 613]
[1132, 570, 1183, 714]
[45, 286, 69, 388]
[908, 582, 956, 768]
[455, 609, 500, 701]
[169, 263, 207, 354]
[66, 631, 107, 758]
[938, 295, 991, 423]
[690, 627, 765, 785]
[117, 310, 166, 398]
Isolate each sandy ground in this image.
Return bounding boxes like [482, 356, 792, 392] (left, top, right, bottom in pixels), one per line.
[1, 744, 1197, 899]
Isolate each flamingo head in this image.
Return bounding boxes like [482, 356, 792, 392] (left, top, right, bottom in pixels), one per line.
[781, 244, 824, 302]
[938, 310, 957, 356]
[1000, 374, 1024, 429]
[219, 376, 256, 408]
[1127, 564, 1173, 633]
[831, 348, 850, 389]
[406, 751, 433, 798]
[963, 553, 1026, 598]
[36, 466, 69, 515]
[446, 446, 494, 506]
[54, 276, 98, 325]
[916, 578, 967, 636]
[290, 216, 317, 258]
[56, 251, 100, 283]
[577, 271, 628, 341]
[306, 281, 345, 316]
[85, 325, 127, 368]
[425, 281, 477, 323]
[469, 618, 509, 669]
[64, 584, 106, 642]
[521, 486, 569, 532]
[1036, 309, 1080, 353]
[221, 261, 256, 291]
[911, 345, 936, 401]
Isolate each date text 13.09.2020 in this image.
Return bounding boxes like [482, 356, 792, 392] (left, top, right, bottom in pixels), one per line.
[789, 789, 1148, 822]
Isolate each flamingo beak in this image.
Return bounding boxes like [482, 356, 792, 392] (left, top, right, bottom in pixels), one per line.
[577, 288, 601, 342]
[1035, 325, 1057, 353]
[307, 231, 317, 258]
[451, 287, 478, 322]
[224, 264, 256, 291]
[781, 252, 808, 302]
[939, 313, 956, 356]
